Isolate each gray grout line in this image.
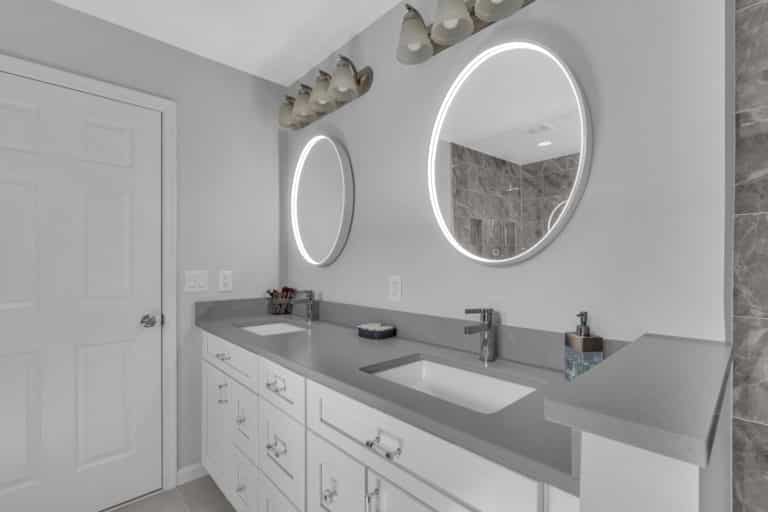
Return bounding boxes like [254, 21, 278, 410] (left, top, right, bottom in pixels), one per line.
[734, 415, 768, 428]
[737, 0, 768, 14]
[734, 211, 768, 217]
[733, 314, 768, 320]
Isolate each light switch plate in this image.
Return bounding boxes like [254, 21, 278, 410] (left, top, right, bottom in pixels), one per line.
[388, 275, 402, 302]
[184, 270, 209, 292]
[218, 270, 233, 292]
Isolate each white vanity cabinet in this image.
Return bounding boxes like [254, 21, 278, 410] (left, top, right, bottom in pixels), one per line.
[202, 361, 235, 491]
[307, 432, 365, 512]
[201, 330, 580, 512]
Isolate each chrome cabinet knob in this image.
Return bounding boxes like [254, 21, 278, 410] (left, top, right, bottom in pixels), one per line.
[140, 314, 158, 328]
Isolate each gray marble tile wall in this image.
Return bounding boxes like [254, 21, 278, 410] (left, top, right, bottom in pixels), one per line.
[449, 143, 578, 259]
[736, 2, 768, 509]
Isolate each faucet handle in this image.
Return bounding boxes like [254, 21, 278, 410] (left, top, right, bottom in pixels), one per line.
[465, 307, 494, 324]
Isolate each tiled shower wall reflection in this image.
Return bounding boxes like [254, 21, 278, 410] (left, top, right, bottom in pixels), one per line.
[735, 2, 768, 510]
[450, 143, 578, 259]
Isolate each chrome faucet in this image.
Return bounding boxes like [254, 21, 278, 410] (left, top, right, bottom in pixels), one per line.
[464, 308, 497, 367]
[291, 290, 315, 326]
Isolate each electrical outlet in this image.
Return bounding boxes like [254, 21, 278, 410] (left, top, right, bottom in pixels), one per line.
[184, 270, 209, 292]
[218, 270, 233, 292]
[388, 275, 402, 302]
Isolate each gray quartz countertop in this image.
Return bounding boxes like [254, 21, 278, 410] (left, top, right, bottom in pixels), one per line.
[196, 310, 579, 495]
[545, 333, 732, 467]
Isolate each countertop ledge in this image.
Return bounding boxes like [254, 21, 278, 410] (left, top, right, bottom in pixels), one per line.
[196, 305, 579, 496]
[544, 333, 733, 467]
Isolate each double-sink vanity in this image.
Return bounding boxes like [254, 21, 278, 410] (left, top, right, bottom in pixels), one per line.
[198, 302, 579, 512]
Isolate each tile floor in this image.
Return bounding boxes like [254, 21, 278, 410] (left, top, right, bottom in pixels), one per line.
[115, 477, 235, 512]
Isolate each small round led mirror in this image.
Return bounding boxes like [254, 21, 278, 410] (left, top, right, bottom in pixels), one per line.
[428, 41, 591, 265]
[291, 135, 354, 266]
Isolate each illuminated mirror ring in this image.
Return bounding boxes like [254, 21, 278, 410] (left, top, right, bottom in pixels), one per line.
[291, 135, 354, 266]
[427, 41, 592, 265]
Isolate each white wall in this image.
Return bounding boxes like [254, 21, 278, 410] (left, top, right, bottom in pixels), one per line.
[0, 0, 282, 469]
[280, 0, 729, 343]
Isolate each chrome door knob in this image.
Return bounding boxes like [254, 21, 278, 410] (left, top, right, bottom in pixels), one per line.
[140, 314, 158, 328]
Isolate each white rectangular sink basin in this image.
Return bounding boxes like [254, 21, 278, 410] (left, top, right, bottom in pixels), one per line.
[371, 360, 535, 414]
[241, 323, 306, 336]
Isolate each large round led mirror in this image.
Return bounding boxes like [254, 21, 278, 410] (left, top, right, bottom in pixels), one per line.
[428, 42, 591, 265]
[291, 135, 354, 266]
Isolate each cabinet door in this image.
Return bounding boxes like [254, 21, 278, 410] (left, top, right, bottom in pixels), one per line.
[232, 448, 260, 512]
[261, 471, 300, 512]
[202, 361, 234, 493]
[366, 471, 434, 512]
[307, 432, 365, 512]
[260, 398, 306, 510]
[232, 378, 259, 466]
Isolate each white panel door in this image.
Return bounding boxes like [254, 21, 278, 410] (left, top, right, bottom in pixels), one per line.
[0, 71, 162, 511]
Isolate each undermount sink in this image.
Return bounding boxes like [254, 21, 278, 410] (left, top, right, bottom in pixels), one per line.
[364, 358, 535, 414]
[241, 323, 306, 336]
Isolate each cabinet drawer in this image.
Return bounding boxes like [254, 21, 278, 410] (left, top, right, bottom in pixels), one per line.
[260, 398, 306, 511]
[232, 378, 260, 466]
[261, 470, 300, 512]
[260, 357, 306, 424]
[307, 381, 538, 512]
[307, 432, 365, 512]
[233, 448, 260, 512]
[204, 331, 260, 389]
[367, 470, 438, 512]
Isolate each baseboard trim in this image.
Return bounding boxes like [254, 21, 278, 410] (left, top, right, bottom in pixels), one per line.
[177, 463, 208, 485]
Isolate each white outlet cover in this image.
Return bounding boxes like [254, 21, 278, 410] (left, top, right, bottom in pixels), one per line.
[388, 275, 402, 302]
[218, 270, 233, 292]
[184, 270, 209, 292]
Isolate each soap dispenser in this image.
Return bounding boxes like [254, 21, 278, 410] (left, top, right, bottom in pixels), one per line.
[564, 311, 604, 381]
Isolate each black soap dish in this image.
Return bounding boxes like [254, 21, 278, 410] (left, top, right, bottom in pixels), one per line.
[357, 323, 397, 340]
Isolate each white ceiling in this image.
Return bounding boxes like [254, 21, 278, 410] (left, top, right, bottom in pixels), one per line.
[48, 0, 401, 85]
[441, 48, 582, 165]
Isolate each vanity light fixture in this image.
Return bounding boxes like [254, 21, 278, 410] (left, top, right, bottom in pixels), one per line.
[278, 56, 374, 130]
[329, 56, 361, 103]
[474, 0, 526, 22]
[397, 4, 434, 65]
[431, 0, 475, 46]
[292, 84, 316, 125]
[396, 0, 534, 65]
[309, 71, 336, 114]
[278, 96, 297, 129]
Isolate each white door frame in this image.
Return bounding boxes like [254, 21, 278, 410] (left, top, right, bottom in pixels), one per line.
[0, 53, 180, 491]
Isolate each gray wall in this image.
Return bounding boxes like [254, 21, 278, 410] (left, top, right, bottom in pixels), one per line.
[279, 0, 729, 343]
[734, 0, 768, 508]
[0, 0, 282, 469]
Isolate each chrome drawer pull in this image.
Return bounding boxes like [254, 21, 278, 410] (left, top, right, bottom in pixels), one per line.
[322, 488, 338, 505]
[236, 415, 246, 425]
[365, 436, 402, 461]
[266, 378, 287, 394]
[215, 352, 232, 361]
[217, 383, 228, 389]
[218, 398, 229, 404]
[365, 488, 380, 512]
[236, 484, 246, 493]
[266, 440, 287, 459]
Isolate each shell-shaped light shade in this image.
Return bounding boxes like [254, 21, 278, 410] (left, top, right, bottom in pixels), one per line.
[309, 71, 336, 114]
[279, 96, 296, 128]
[474, 0, 525, 22]
[293, 85, 316, 123]
[397, 5, 434, 65]
[329, 57, 360, 103]
[431, 0, 474, 46]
